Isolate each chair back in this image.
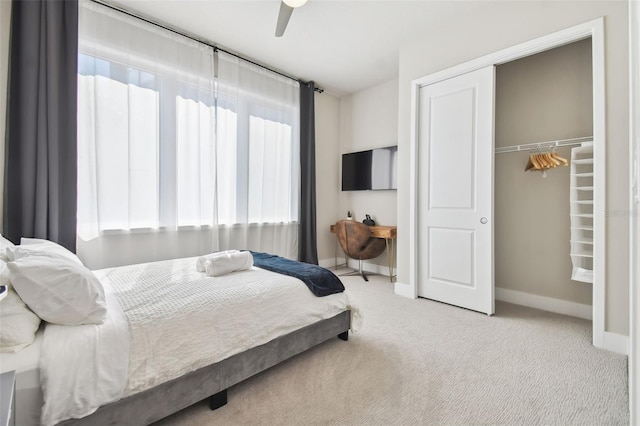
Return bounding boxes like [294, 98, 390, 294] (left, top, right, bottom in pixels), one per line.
[335, 220, 386, 261]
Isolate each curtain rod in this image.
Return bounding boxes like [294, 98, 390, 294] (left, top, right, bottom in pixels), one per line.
[88, 0, 324, 93]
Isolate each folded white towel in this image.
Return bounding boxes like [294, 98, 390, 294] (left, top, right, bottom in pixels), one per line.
[204, 251, 254, 277]
[196, 250, 240, 273]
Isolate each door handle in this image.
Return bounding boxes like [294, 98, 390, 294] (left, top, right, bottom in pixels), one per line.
[480, 217, 488, 224]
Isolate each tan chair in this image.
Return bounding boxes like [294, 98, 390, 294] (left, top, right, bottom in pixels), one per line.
[334, 220, 386, 281]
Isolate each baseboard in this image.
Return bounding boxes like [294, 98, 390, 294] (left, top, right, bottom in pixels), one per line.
[603, 331, 629, 356]
[318, 258, 336, 270]
[349, 259, 395, 277]
[495, 289, 631, 355]
[319, 257, 396, 279]
[495, 287, 593, 320]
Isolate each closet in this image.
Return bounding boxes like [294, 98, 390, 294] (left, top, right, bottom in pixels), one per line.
[410, 20, 607, 346]
[494, 38, 594, 310]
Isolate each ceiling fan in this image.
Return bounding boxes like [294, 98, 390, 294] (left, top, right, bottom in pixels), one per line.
[275, 0, 308, 37]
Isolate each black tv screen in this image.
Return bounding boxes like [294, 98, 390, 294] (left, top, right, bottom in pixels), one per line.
[341, 146, 397, 191]
[342, 150, 372, 191]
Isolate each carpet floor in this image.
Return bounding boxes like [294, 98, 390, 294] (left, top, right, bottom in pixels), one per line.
[155, 273, 628, 425]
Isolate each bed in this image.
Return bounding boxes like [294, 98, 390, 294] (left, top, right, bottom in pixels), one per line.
[0, 243, 359, 426]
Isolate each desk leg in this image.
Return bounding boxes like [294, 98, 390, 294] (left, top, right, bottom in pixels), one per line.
[385, 238, 395, 282]
[334, 235, 348, 271]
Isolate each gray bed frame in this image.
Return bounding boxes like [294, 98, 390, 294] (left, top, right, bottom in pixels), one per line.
[59, 310, 350, 425]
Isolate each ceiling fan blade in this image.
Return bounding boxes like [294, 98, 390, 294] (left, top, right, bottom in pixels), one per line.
[275, 1, 294, 37]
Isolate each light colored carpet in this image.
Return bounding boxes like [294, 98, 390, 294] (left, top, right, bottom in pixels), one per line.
[155, 273, 628, 425]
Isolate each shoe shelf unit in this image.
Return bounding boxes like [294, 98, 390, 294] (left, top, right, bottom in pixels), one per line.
[569, 142, 594, 283]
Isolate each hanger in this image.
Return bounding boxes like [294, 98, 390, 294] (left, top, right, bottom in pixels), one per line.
[524, 145, 568, 176]
[551, 150, 568, 166]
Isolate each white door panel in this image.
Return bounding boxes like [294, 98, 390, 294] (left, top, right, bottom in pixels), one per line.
[429, 88, 476, 210]
[417, 66, 495, 315]
[428, 227, 474, 287]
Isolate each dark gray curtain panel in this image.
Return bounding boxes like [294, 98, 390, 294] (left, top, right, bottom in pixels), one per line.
[298, 81, 318, 264]
[4, 0, 78, 251]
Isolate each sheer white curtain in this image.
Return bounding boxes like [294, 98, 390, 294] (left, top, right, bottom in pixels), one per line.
[215, 52, 300, 259]
[77, 1, 299, 269]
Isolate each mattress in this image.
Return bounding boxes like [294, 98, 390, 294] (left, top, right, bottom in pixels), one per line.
[38, 257, 359, 425]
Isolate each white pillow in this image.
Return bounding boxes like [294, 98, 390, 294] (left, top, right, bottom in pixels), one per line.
[0, 286, 41, 352]
[10, 238, 82, 265]
[0, 233, 15, 249]
[7, 255, 107, 325]
[0, 233, 15, 262]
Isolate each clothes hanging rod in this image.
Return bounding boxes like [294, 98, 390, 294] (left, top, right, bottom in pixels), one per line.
[494, 136, 593, 154]
[88, 0, 324, 93]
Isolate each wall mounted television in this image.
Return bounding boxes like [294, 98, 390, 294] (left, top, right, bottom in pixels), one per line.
[341, 145, 398, 191]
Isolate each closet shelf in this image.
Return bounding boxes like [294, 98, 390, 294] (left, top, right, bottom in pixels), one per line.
[571, 172, 594, 177]
[572, 159, 594, 165]
[494, 136, 593, 154]
[570, 200, 593, 205]
[570, 186, 594, 191]
[571, 245, 594, 256]
[570, 214, 594, 218]
[570, 252, 594, 259]
[571, 239, 594, 245]
[571, 226, 594, 231]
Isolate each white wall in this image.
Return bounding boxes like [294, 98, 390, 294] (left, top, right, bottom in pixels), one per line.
[314, 92, 341, 266]
[397, 1, 629, 335]
[336, 78, 398, 269]
[0, 0, 10, 229]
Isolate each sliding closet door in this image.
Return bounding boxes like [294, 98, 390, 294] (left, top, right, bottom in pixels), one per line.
[417, 66, 495, 315]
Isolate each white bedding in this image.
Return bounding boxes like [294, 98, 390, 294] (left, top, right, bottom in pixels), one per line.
[39, 257, 359, 426]
[0, 327, 44, 426]
[40, 282, 130, 425]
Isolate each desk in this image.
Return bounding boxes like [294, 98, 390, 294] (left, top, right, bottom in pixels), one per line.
[330, 224, 397, 282]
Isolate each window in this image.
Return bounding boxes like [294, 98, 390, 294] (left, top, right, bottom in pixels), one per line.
[78, 54, 160, 232]
[248, 115, 294, 223]
[77, 2, 300, 244]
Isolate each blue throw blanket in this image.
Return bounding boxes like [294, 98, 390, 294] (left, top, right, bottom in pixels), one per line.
[251, 251, 344, 297]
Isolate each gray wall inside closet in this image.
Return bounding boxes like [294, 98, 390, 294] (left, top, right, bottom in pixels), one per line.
[495, 38, 593, 306]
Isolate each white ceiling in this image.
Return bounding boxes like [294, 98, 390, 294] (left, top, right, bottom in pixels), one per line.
[111, 0, 482, 97]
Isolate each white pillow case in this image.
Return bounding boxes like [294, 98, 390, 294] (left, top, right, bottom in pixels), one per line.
[0, 233, 15, 249]
[11, 238, 83, 265]
[0, 233, 15, 261]
[8, 255, 107, 325]
[0, 285, 41, 352]
[0, 240, 41, 352]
